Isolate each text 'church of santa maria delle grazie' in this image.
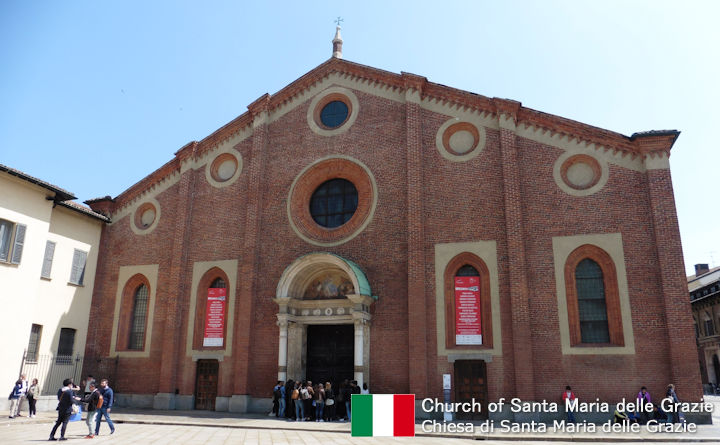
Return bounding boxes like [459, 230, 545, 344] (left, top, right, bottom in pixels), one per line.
[83, 28, 702, 414]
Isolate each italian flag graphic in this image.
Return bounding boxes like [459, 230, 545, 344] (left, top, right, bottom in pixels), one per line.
[351, 394, 415, 437]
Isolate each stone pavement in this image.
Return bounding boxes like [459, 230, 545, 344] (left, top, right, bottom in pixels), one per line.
[0, 396, 719, 444]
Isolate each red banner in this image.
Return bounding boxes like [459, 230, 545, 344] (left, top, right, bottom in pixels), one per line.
[203, 288, 226, 347]
[455, 276, 482, 345]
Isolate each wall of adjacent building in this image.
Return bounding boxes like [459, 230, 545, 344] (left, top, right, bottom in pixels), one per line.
[0, 173, 102, 410]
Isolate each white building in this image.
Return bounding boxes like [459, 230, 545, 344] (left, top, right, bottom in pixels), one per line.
[0, 164, 107, 411]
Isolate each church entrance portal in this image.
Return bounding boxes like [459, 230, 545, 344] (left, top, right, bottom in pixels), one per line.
[306, 324, 354, 385]
[274, 253, 376, 389]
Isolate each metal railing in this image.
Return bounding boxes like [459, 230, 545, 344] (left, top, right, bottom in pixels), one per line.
[19, 351, 118, 396]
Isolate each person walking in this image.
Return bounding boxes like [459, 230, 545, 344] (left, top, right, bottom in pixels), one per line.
[94, 378, 115, 436]
[49, 378, 79, 441]
[82, 381, 101, 438]
[27, 378, 40, 418]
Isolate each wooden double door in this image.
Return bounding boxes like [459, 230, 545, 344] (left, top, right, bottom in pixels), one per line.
[454, 360, 488, 420]
[195, 359, 219, 410]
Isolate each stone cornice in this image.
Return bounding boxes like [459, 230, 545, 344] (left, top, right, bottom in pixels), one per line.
[104, 57, 680, 217]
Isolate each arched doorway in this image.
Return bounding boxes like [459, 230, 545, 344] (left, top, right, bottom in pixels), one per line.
[274, 253, 375, 389]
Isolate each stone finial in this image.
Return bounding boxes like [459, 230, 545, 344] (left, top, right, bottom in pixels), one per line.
[332, 25, 343, 59]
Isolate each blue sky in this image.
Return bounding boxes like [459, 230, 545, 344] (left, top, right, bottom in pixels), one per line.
[1, 1, 718, 274]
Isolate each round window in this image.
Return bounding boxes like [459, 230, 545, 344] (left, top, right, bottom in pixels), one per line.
[309, 178, 358, 228]
[319, 101, 349, 128]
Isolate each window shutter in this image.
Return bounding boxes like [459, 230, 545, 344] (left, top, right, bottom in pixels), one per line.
[41, 241, 56, 278]
[70, 249, 88, 285]
[10, 223, 26, 264]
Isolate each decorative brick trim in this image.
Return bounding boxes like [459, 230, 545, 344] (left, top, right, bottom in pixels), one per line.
[116, 273, 151, 352]
[288, 156, 377, 246]
[444, 252, 493, 350]
[564, 244, 624, 347]
[192, 267, 231, 351]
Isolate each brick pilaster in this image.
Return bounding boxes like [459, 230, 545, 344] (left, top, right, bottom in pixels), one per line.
[233, 94, 270, 395]
[403, 73, 428, 396]
[637, 133, 703, 400]
[158, 142, 199, 393]
[494, 98, 535, 400]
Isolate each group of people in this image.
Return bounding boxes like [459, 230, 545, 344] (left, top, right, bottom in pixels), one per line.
[8, 374, 40, 418]
[7, 373, 116, 441]
[47, 374, 115, 440]
[563, 384, 685, 424]
[271, 379, 368, 422]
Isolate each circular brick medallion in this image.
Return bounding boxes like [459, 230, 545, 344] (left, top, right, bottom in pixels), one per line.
[288, 156, 377, 246]
[205, 149, 242, 188]
[131, 199, 161, 235]
[436, 118, 486, 162]
[554, 152, 608, 196]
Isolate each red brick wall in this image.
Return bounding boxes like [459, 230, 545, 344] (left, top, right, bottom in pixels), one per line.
[84, 81, 701, 406]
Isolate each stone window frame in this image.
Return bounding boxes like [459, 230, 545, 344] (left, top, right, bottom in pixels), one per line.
[443, 252, 493, 350]
[116, 273, 152, 352]
[110, 264, 159, 358]
[553, 233, 635, 355]
[564, 244, 624, 347]
[192, 267, 231, 351]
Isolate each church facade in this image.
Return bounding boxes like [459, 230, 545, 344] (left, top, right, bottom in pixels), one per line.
[83, 37, 701, 414]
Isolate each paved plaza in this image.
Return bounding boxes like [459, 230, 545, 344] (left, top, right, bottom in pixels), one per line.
[1, 396, 719, 444]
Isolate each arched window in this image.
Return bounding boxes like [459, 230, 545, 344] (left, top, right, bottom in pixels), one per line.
[574, 259, 610, 343]
[116, 273, 151, 351]
[444, 253, 492, 349]
[564, 245, 623, 346]
[128, 284, 149, 350]
[210, 277, 226, 289]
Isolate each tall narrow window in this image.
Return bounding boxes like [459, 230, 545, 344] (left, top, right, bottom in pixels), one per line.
[26, 324, 42, 363]
[704, 313, 715, 337]
[41, 241, 56, 279]
[128, 284, 149, 350]
[56, 328, 76, 364]
[564, 244, 624, 347]
[575, 259, 610, 343]
[69, 249, 87, 285]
